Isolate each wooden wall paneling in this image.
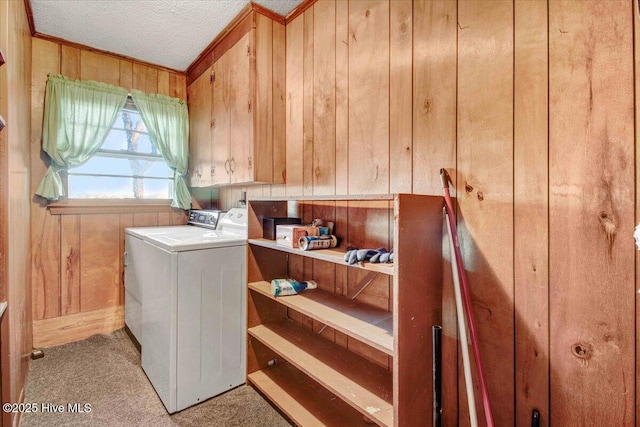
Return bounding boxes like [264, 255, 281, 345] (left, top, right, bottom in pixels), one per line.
[312, 0, 336, 196]
[79, 214, 121, 312]
[60, 45, 80, 79]
[4, 1, 33, 416]
[80, 50, 120, 86]
[347, 0, 390, 195]
[169, 73, 187, 101]
[549, 1, 635, 425]
[119, 60, 133, 89]
[60, 215, 80, 316]
[412, 0, 457, 195]
[302, 7, 315, 195]
[157, 212, 171, 225]
[346, 201, 390, 312]
[389, 0, 412, 194]
[334, 0, 348, 195]
[0, 0, 8, 413]
[636, 0, 640, 422]
[31, 38, 61, 321]
[457, 1, 514, 425]
[285, 16, 304, 195]
[255, 14, 274, 183]
[171, 210, 187, 225]
[133, 212, 158, 227]
[272, 21, 287, 185]
[119, 214, 133, 306]
[132, 63, 158, 93]
[311, 201, 336, 294]
[157, 70, 170, 96]
[514, 0, 549, 425]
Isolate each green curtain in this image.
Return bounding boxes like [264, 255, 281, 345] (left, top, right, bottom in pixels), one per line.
[130, 90, 191, 210]
[35, 74, 128, 200]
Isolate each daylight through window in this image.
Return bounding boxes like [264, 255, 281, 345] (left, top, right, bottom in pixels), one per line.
[67, 99, 173, 199]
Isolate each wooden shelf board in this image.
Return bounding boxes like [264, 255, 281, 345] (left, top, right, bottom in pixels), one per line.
[248, 364, 370, 426]
[248, 321, 394, 427]
[248, 238, 395, 276]
[249, 281, 393, 355]
[248, 194, 397, 202]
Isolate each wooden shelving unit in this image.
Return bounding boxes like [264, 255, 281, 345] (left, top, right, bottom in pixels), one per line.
[246, 194, 444, 427]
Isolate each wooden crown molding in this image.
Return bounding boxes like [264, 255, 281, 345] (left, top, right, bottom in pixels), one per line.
[285, 0, 317, 23]
[24, 0, 35, 36]
[251, 2, 285, 25]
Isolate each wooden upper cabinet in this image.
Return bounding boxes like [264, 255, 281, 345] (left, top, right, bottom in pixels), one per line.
[226, 30, 254, 185]
[188, 13, 285, 188]
[211, 51, 231, 185]
[187, 65, 213, 187]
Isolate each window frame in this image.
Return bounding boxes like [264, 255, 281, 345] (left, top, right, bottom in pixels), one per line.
[49, 98, 175, 213]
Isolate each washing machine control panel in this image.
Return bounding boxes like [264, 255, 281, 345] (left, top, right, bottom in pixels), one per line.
[187, 210, 222, 229]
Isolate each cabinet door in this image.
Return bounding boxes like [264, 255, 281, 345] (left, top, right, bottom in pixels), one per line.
[229, 31, 255, 184]
[211, 53, 231, 185]
[187, 67, 213, 187]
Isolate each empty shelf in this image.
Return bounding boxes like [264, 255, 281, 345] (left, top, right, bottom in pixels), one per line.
[248, 363, 371, 426]
[248, 321, 394, 427]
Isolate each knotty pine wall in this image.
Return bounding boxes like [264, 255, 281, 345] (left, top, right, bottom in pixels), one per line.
[219, 0, 637, 425]
[30, 38, 187, 348]
[0, 1, 33, 424]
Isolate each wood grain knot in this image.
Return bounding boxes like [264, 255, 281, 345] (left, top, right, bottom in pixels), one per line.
[598, 211, 616, 235]
[477, 191, 484, 201]
[465, 183, 473, 193]
[400, 21, 408, 35]
[423, 98, 431, 114]
[571, 342, 593, 360]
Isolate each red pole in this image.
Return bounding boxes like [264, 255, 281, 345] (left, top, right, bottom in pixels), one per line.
[440, 168, 495, 427]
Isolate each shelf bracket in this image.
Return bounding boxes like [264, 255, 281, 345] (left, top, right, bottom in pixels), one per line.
[347, 271, 379, 300]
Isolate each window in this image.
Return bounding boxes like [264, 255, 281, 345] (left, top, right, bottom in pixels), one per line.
[67, 99, 173, 199]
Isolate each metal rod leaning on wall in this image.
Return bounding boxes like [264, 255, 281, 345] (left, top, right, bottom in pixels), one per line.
[432, 325, 443, 427]
[445, 210, 478, 427]
[440, 168, 495, 427]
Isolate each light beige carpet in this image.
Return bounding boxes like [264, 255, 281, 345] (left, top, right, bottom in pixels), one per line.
[22, 329, 291, 427]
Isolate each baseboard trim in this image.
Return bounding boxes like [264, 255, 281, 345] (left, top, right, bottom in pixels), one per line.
[33, 306, 124, 348]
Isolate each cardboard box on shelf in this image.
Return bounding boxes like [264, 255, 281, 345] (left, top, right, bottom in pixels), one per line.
[276, 225, 320, 248]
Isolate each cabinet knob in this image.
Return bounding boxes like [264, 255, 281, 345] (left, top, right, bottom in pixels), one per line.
[224, 159, 231, 174]
[248, 156, 252, 169]
[211, 166, 215, 176]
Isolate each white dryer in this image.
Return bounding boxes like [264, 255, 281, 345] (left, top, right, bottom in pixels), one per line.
[124, 208, 247, 413]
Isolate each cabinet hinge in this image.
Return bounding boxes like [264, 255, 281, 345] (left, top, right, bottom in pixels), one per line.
[248, 100, 252, 113]
[248, 156, 252, 168]
[211, 119, 215, 129]
[247, 45, 250, 56]
[211, 71, 215, 83]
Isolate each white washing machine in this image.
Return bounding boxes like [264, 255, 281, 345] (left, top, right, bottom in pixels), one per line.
[124, 208, 247, 414]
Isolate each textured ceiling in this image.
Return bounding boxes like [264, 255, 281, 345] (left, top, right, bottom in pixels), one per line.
[29, 0, 304, 71]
